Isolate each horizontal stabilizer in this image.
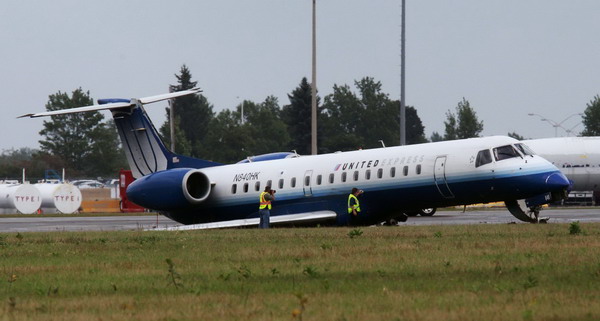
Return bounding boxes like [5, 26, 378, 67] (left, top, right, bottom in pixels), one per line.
[18, 87, 202, 118]
[147, 211, 338, 231]
[139, 88, 202, 104]
[18, 102, 132, 118]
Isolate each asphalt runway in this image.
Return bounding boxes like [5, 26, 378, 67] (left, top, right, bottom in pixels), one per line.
[1, 208, 599, 233]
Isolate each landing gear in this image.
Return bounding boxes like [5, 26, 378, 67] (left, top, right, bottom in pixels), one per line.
[418, 208, 437, 216]
[404, 208, 437, 217]
[505, 200, 549, 223]
[384, 213, 408, 225]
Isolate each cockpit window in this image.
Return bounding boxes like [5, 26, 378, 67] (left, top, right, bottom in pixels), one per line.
[476, 149, 492, 167]
[515, 143, 535, 156]
[493, 145, 521, 161]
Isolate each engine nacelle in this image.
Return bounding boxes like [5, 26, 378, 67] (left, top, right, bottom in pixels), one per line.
[126, 168, 211, 210]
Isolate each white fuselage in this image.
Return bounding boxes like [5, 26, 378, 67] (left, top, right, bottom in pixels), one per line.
[189, 136, 563, 223]
[524, 137, 600, 191]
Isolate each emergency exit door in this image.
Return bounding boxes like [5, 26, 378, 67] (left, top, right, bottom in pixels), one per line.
[303, 170, 313, 197]
[434, 156, 454, 198]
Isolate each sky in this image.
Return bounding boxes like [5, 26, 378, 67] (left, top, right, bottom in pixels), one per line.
[1, 0, 599, 152]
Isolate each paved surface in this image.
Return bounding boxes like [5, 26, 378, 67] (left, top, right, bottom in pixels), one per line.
[1, 208, 599, 232]
[402, 208, 600, 226]
[0, 215, 178, 233]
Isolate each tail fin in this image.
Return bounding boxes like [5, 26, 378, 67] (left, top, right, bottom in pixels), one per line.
[20, 88, 221, 179]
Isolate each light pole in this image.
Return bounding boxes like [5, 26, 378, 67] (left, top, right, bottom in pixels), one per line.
[236, 96, 245, 125]
[399, 0, 406, 146]
[169, 87, 175, 152]
[527, 113, 583, 137]
[311, 0, 318, 155]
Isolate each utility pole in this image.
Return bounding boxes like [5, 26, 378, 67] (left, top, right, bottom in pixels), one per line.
[311, 0, 318, 155]
[400, 0, 406, 146]
[169, 87, 175, 152]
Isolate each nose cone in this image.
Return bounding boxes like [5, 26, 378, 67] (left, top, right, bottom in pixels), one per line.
[545, 172, 571, 191]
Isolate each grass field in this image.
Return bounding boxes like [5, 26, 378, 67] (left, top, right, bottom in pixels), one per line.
[2, 223, 600, 321]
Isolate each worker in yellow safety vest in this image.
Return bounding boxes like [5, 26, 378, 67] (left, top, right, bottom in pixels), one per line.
[348, 187, 363, 225]
[259, 186, 275, 228]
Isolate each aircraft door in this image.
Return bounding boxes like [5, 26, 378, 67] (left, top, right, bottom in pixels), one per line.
[434, 156, 455, 198]
[303, 170, 313, 197]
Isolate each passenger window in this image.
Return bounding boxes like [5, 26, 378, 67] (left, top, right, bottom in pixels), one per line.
[304, 176, 310, 186]
[403, 166, 408, 176]
[342, 172, 347, 182]
[255, 181, 260, 191]
[329, 173, 334, 184]
[291, 177, 296, 188]
[390, 167, 396, 178]
[353, 171, 359, 181]
[493, 145, 520, 161]
[231, 184, 237, 194]
[476, 149, 493, 167]
[243, 183, 249, 193]
[316, 175, 322, 185]
[365, 170, 371, 180]
[267, 180, 272, 188]
[278, 179, 284, 189]
[377, 168, 383, 179]
[416, 164, 421, 175]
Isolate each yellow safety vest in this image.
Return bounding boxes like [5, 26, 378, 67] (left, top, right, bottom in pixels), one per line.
[348, 194, 360, 214]
[259, 192, 272, 210]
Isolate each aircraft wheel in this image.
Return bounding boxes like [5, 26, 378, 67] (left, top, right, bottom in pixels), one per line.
[385, 218, 398, 226]
[419, 208, 437, 216]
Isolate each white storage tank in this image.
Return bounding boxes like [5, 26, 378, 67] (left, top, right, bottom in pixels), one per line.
[0, 184, 42, 214]
[35, 183, 82, 214]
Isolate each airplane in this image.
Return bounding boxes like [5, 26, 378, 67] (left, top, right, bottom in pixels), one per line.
[20, 88, 571, 227]
[523, 137, 600, 193]
[407, 137, 600, 218]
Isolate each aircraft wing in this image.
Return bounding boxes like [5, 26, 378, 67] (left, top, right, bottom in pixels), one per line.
[148, 211, 338, 231]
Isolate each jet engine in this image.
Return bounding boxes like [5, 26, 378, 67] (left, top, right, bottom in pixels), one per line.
[126, 168, 212, 210]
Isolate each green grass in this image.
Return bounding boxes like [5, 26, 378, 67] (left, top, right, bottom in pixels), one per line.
[2, 224, 600, 320]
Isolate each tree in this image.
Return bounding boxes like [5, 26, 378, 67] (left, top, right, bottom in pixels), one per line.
[320, 77, 426, 152]
[320, 83, 363, 152]
[163, 65, 214, 158]
[444, 98, 483, 140]
[202, 109, 251, 163]
[202, 96, 291, 163]
[430, 131, 443, 142]
[81, 120, 128, 176]
[159, 107, 192, 156]
[397, 102, 427, 145]
[281, 77, 319, 155]
[39, 88, 124, 177]
[443, 111, 458, 140]
[242, 96, 290, 155]
[581, 95, 600, 136]
[507, 132, 525, 140]
[355, 77, 399, 148]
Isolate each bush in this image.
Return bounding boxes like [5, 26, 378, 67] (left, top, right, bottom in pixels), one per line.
[569, 221, 582, 235]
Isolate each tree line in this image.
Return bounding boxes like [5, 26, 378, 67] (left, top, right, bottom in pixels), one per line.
[2, 65, 599, 181]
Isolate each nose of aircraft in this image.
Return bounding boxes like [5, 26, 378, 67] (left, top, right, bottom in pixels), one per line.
[545, 172, 571, 191]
